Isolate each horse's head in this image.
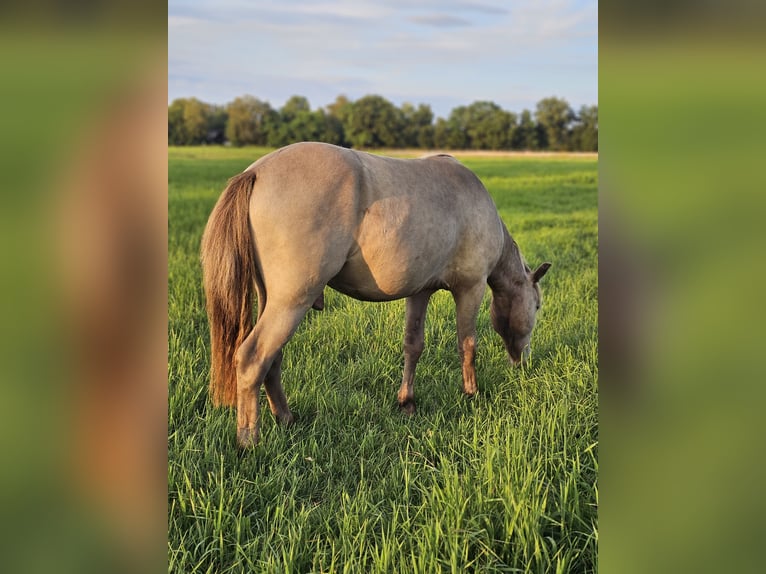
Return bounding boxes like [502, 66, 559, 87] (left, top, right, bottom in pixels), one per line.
[490, 262, 551, 365]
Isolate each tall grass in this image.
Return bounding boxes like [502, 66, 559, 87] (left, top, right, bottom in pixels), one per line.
[168, 146, 597, 573]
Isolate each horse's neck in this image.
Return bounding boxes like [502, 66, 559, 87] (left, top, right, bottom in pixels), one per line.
[488, 227, 527, 296]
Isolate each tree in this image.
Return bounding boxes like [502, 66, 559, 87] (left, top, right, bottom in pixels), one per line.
[269, 109, 323, 147]
[324, 95, 352, 147]
[168, 99, 187, 145]
[400, 102, 434, 148]
[571, 105, 598, 151]
[535, 97, 575, 151]
[319, 112, 346, 146]
[280, 95, 311, 123]
[326, 95, 353, 125]
[511, 109, 541, 150]
[465, 101, 514, 149]
[433, 117, 467, 150]
[344, 95, 403, 148]
[269, 97, 313, 147]
[439, 101, 513, 150]
[168, 97, 216, 145]
[182, 98, 209, 144]
[225, 96, 277, 146]
[205, 104, 227, 144]
[167, 92, 597, 150]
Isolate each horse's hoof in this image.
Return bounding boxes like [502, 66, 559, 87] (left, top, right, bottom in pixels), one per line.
[237, 427, 259, 448]
[399, 399, 416, 416]
[463, 388, 478, 398]
[280, 411, 295, 426]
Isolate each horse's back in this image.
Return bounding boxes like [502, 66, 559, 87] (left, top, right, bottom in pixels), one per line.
[247, 142, 504, 301]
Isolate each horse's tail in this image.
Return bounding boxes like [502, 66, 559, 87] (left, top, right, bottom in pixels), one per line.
[200, 169, 260, 407]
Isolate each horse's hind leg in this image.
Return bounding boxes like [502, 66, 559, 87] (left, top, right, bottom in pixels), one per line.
[397, 290, 433, 415]
[263, 349, 294, 425]
[235, 304, 308, 447]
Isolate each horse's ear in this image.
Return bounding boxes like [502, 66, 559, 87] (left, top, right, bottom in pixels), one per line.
[532, 262, 551, 283]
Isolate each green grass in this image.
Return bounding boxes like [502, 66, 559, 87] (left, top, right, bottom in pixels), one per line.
[168, 146, 598, 573]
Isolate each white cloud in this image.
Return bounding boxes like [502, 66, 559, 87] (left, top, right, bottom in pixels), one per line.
[409, 14, 472, 28]
[168, 0, 597, 116]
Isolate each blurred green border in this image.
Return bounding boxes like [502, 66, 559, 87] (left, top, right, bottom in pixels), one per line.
[600, 28, 766, 574]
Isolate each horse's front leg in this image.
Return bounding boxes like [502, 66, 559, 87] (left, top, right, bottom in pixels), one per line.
[452, 283, 486, 396]
[397, 290, 433, 415]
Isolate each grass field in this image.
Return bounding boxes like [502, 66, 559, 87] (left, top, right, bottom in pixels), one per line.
[168, 146, 598, 573]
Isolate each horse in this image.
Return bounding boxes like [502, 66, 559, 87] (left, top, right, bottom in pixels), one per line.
[200, 142, 551, 447]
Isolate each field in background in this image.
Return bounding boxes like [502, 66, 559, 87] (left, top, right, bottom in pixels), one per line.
[168, 146, 598, 573]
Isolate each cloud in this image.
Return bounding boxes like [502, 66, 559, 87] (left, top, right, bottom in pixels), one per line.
[168, 0, 597, 117]
[451, 1, 508, 15]
[381, 0, 507, 15]
[170, 0, 390, 25]
[409, 14, 472, 28]
[167, 15, 206, 28]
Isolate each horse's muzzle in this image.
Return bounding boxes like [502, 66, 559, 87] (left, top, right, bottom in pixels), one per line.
[509, 345, 531, 367]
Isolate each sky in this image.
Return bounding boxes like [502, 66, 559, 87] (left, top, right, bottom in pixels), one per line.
[168, 0, 597, 119]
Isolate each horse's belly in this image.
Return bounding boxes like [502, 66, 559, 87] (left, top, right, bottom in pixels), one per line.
[328, 251, 445, 302]
[327, 278, 403, 302]
[327, 195, 460, 300]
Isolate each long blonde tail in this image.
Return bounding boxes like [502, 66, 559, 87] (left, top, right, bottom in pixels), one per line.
[200, 170, 258, 406]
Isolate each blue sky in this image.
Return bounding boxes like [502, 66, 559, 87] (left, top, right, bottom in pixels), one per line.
[169, 0, 597, 119]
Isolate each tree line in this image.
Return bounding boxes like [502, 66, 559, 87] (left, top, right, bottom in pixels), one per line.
[168, 94, 597, 152]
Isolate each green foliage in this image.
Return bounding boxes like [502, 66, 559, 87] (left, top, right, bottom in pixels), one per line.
[206, 105, 228, 145]
[169, 94, 597, 151]
[512, 109, 541, 150]
[345, 95, 404, 148]
[433, 116, 468, 149]
[183, 98, 209, 145]
[225, 96, 277, 147]
[326, 95, 353, 124]
[268, 102, 346, 148]
[535, 97, 577, 152]
[449, 101, 516, 150]
[168, 99, 185, 145]
[571, 105, 598, 152]
[169, 147, 598, 573]
[400, 103, 435, 148]
[280, 95, 311, 122]
[320, 112, 347, 147]
[169, 98, 228, 145]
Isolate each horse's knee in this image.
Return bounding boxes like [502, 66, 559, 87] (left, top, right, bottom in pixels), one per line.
[404, 345, 423, 364]
[404, 333, 424, 360]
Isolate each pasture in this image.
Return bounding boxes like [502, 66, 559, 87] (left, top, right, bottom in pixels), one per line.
[168, 146, 598, 573]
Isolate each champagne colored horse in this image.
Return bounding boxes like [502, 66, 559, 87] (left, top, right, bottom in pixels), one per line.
[201, 142, 551, 447]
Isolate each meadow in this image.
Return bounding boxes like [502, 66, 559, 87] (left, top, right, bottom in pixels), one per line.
[168, 146, 598, 573]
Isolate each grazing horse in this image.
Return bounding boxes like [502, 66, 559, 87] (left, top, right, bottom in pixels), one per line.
[201, 142, 550, 447]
